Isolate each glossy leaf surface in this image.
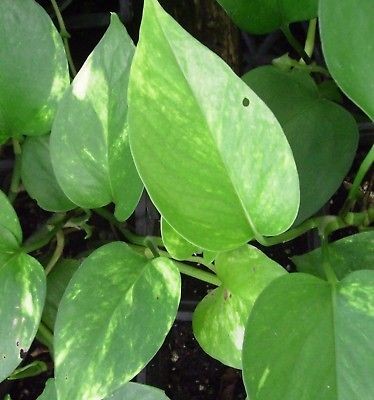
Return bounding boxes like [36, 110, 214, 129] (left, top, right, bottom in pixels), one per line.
[320, 0, 374, 120]
[0, 0, 69, 143]
[42, 259, 80, 331]
[0, 190, 22, 249]
[129, 0, 299, 251]
[54, 242, 180, 400]
[193, 245, 285, 368]
[243, 66, 358, 224]
[0, 252, 46, 381]
[51, 14, 142, 220]
[242, 271, 374, 399]
[161, 218, 199, 260]
[217, 0, 317, 34]
[21, 136, 76, 212]
[293, 231, 374, 280]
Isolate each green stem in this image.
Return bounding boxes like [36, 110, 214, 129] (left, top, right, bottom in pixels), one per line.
[93, 208, 164, 247]
[8, 138, 22, 203]
[22, 213, 67, 253]
[301, 18, 317, 63]
[340, 145, 374, 215]
[45, 230, 65, 275]
[50, 0, 77, 77]
[36, 321, 54, 357]
[281, 25, 312, 64]
[256, 209, 373, 247]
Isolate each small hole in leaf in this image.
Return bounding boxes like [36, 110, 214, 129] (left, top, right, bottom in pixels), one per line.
[19, 349, 26, 359]
[242, 97, 250, 107]
[16, 341, 19, 347]
[3, 355, 6, 359]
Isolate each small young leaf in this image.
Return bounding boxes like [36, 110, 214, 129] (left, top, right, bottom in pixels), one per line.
[8, 360, 48, 380]
[242, 271, 374, 400]
[51, 14, 143, 220]
[0, 190, 22, 249]
[193, 245, 285, 368]
[0, 252, 46, 382]
[243, 67, 358, 224]
[293, 231, 374, 280]
[216, 0, 318, 34]
[54, 242, 181, 400]
[161, 218, 199, 260]
[129, 0, 299, 251]
[21, 136, 76, 212]
[0, 0, 69, 142]
[319, 0, 374, 120]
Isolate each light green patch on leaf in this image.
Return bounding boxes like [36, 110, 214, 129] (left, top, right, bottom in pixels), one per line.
[193, 245, 285, 368]
[0, 0, 69, 142]
[242, 271, 374, 399]
[161, 218, 199, 260]
[243, 66, 358, 224]
[0, 252, 46, 382]
[129, 0, 299, 252]
[54, 242, 181, 400]
[50, 14, 143, 220]
[21, 136, 76, 212]
[293, 231, 374, 280]
[319, 0, 374, 120]
[217, 0, 317, 34]
[0, 190, 22, 250]
[42, 258, 80, 331]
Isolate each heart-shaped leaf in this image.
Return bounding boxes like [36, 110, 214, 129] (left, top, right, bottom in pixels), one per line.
[50, 14, 143, 220]
[21, 136, 76, 212]
[319, 0, 374, 120]
[0, 0, 69, 143]
[161, 218, 199, 260]
[216, 0, 318, 34]
[242, 271, 374, 399]
[193, 245, 285, 368]
[293, 231, 374, 280]
[54, 242, 181, 400]
[129, 0, 299, 252]
[0, 252, 46, 381]
[243, 66, 358, 224]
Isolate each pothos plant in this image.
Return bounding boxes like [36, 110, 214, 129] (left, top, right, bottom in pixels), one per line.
[0, 0, 373, 399]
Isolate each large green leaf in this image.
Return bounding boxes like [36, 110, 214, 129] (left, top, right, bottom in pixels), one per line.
[293, 231, 374, 280]
[54, 242, 181, 400]
[0, 190, 22, 249]
[243, 66, 358, 224]
[216, 0, 318, 34]
[129, 0, 299, 252]
[50, 14, 143, 220]
[42, 258, 80, 331]
[21, 136, 76, 212]
[0, 252, 46, 381]
[161, 218, 199, 260]
[37, 380, 170, 400]
[0, 0, 69, 143]
[319, 0, 374, 120]
[193, 245, 285, 368]
[242, 271, 374, 400]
